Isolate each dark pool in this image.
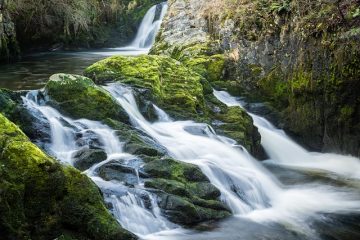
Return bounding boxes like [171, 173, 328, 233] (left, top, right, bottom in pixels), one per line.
[0, 48, 147, 90]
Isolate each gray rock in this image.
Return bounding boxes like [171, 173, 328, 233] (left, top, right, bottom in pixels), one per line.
[73, 147, 107, 171]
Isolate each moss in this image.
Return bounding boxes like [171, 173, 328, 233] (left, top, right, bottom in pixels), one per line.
[85, 55, 206, 117]
[104, 118, 166, 156]
[183, 54, 226, 82]
[215, 106, 260, 152]
[143, 158, 208, 183]
[44, 73, 129, 123]
[0, 88, 17, 117]
[0, 113, 135, 240]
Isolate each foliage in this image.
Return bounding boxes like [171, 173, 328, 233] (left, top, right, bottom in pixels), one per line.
[200, 0, 360, 41]
[7, 0, 162, 48]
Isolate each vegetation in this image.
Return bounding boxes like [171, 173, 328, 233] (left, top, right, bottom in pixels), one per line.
[7, 0, 162, 49]
[0, 112, 135, 240]
[84, 55, 206, 117]
[45, 73, 130, 123]
[200, 0, 360, 41]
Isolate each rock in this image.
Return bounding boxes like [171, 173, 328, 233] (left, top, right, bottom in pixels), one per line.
[84, 55, 206, 118]
[152, 0, 360, 157]
[143, 158, 208, 182]
[73, 147, 107, 171]
[142, 158, 231, 225]
[0, 89, 51, 144]
[156, 193, 230, 225]
[44, 73, 130, 123]
[0, 113, 135, 240]
[104, 118, 167, 157]
[97, 160, 144, 186]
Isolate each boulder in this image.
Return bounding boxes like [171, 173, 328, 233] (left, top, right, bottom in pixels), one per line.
[73, 147, 107, 171]
[44, 73, 129, 123]
[84, 55, 206, 118]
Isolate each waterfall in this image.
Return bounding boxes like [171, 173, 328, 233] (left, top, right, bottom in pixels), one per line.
[130, 2, 168, 49]
[213, 90, 360, 179]
[22, 91, 176, 237]
[105, 83, 360, 235]
[21, 84, 360, 238]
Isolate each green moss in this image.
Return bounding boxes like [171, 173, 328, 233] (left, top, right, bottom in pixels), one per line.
[44, 73, 129, 123]
[85, 55, 205, 117]
[104, 118, 165, 157]
[0, 88, 17, 117]
[0, 113, 135, 240]
[143, 158, 208, 183]
[216, 106, 260, 152]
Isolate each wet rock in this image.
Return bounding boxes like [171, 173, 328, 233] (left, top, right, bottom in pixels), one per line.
[143, 158, 208, 182]
[0, 89, 51, 144]
[143, 158, 231, 225]
[75, 130, 103, 149]
[98, 161, 139, 186]
[105, 118, 167, 157]
[73, 147, 107, 171]
[156, 193, 230, 225]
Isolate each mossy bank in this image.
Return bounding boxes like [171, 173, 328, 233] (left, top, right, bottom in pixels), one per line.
[0, 112, 135, 240]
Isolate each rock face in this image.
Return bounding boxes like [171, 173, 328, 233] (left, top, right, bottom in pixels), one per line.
[152, 0, 360, 157]
[0, 0, 19, 62]
[0, 113, 135, 240]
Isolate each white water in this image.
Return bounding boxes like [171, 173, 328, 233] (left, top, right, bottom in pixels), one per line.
[105, 83, 360, 238]
[22, 91, 176, 237]
[213, 90, 360, 179]
[130, 2, 168, 49]
[87, 2, 168, 56]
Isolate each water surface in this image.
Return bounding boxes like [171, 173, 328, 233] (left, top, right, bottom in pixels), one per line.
[0, 48, 148, 90]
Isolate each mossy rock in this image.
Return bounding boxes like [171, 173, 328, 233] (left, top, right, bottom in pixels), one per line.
[143, 159, 230, 225]
[156, 192, 230, 225]
[0, 113, 135, 240]
[84, 55, 206, 118]
[0, 88, 51, 142]
[142, 158, 208, 183]
[104, 118, 167, 157]
[44, 73, 129, 123]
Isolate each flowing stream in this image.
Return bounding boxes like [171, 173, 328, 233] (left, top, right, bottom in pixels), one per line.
[104, 84, 360, 239]
[6, 1, 360, 239]
[213, 90, 360, 180]
[21, 83, 360, 240]
[22, 90, 176, 237]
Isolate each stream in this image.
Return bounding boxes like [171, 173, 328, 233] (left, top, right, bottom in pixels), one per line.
[1, 2, 360, 240]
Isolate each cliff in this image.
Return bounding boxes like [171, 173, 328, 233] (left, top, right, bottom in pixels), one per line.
[152, 0, 360, 157]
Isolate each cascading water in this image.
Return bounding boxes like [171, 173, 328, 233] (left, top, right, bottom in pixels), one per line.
[130, 2, 168, 49]
[213, 90, 360, 179]
[22, 90, 176, 237]
[95, 2, 168, 55]
[105, 83, 360, 238]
